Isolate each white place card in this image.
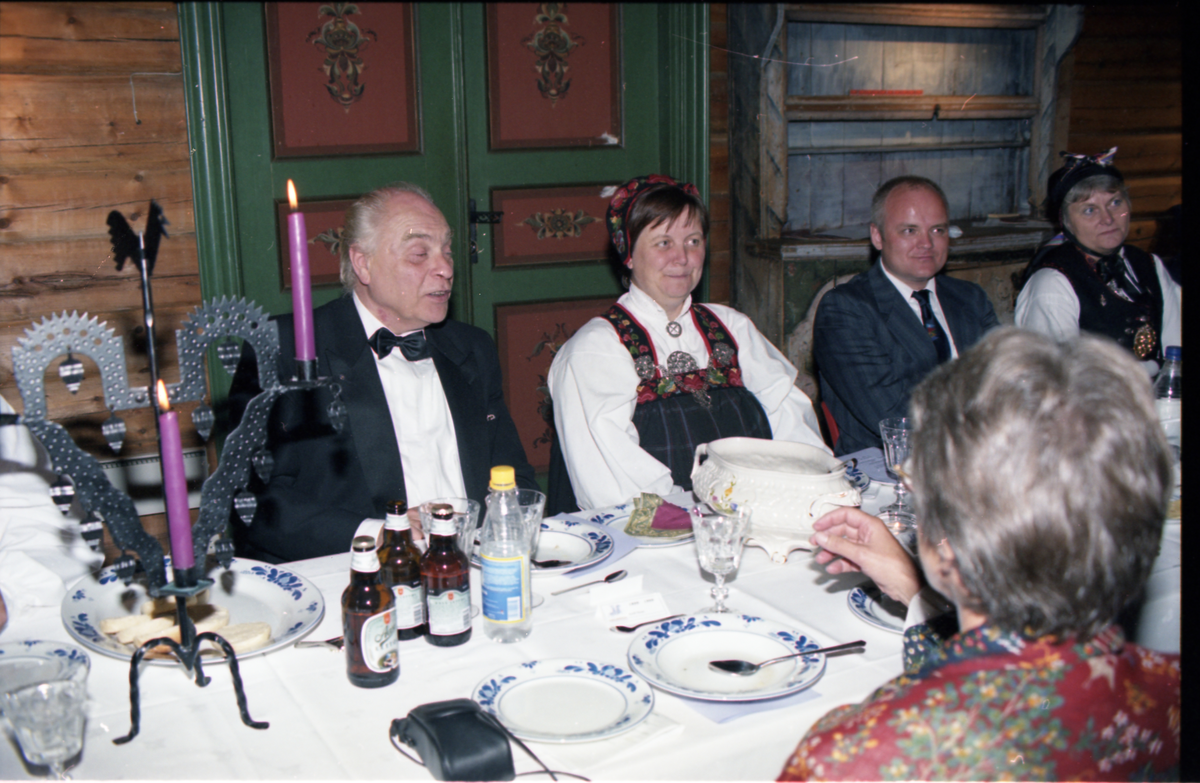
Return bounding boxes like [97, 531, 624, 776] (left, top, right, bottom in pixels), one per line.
[595, 590, 670, 622]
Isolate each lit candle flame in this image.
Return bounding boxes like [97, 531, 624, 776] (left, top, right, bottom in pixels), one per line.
[156, 379, 170, 411]
[287, 179, 298, 211]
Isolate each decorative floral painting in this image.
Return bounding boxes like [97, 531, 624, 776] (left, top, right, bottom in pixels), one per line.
[496, 298, 613, 470]
[486, 3, 622, 149]
[275, 198, 355, 289]
[266, 2, 419, 157]
[490, 185, 614, 267]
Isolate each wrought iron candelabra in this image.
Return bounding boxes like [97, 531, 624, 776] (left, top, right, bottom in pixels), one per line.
[4, 202, 345, 743]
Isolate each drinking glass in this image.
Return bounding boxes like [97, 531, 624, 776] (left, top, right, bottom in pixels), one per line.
[878, 417, 913, 514]
[419, 498, 481, 560]
[877, 509, 917, 557]
[2, 663, 89, 780]
[690, 504, 752, 613]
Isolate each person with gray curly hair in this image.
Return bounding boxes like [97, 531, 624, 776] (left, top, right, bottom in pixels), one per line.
[230, 183, 536, 564]
[780, 328, 1179, 781]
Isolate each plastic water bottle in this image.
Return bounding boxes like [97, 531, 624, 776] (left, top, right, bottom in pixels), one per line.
[480, 465, 532, 642]
[1153, 346, 1181, 460]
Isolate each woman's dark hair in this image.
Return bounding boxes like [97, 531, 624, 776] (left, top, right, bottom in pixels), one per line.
[624, 183, 710, 265]
[908, 328, 1171, 640]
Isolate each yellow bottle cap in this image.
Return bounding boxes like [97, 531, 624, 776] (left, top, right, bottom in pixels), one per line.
[489, 465, 516, 490]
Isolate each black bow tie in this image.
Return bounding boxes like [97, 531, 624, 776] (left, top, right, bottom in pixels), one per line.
[369, 328, 431, 361]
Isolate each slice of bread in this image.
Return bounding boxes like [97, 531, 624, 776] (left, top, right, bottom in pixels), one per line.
[101, 613, 154, 635]
[213, 622, 272, 654]
[141, 589, 211, 617]
[130, 617, 175, 647]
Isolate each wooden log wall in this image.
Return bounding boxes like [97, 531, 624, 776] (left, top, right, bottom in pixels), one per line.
[0, 2, 204, 563]
[1059, 6, 1181, 252]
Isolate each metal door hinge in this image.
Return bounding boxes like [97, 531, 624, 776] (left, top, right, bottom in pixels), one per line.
[468, 199, 504, 265]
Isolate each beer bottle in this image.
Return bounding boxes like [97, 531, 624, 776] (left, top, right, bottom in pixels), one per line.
[421, 504, 472, 646]
[342, 535, 399, 687]
[379, 500, 426, 640]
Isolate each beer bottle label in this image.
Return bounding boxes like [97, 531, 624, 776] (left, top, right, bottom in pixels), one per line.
[359, 609, 399, 672]
[391, 582, 426, 629]
[427, 588, 471, 635]
[481, 554, 528, 623]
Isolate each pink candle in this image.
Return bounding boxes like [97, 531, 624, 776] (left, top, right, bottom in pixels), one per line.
[157, 381, 195, 570]
[287, 179, 316, 362]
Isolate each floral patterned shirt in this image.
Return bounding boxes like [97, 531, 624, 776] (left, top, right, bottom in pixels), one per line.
[779, 622, 1179, 781]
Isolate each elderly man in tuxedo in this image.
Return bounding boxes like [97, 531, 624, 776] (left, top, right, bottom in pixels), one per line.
[231, 183, 536, 563]
[813, 176, 1000, 455]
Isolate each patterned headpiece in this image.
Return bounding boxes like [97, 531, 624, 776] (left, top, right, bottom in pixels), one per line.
[1045, 147, 1123, 226]
[606, 174, 701, 263]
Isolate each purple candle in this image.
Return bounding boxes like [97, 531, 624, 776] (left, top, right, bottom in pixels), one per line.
[287, 180, 316, 362]
[156, 381, 194, 570]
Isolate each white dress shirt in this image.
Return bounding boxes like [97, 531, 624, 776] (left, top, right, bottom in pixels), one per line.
[1, 394, 104, 629]
[352, 294, 466, 509]
[1015, 250, 1182, 376]
[879, 265, 960, 359]
[548, 283, 830, 510]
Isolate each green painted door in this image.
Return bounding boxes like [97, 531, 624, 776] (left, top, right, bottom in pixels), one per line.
[180, 2, 707, 467]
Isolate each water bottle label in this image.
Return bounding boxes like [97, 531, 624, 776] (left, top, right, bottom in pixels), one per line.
[359, 609, 399, 672]
[1156, 399, 1182, 445]
[427, 589, 471, 634]
[481, 554, 529, 623]
[391, 583, 425, 629]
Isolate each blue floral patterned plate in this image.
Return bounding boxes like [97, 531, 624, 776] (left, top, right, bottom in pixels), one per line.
[847, 586, 905, 634]
[627, 614, 827, 701]
[0, 641, 90, 696]
[472, 658, 654, 742]
[61, 558, 325, 665]
[471, 518, 615, 575]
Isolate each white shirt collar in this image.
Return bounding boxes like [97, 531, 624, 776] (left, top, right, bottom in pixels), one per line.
[880, 262, 939, 301]
[626, 282, 692, 323]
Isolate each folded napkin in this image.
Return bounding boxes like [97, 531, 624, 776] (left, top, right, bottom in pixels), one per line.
[624, 493, 693, 538]
[683, 687, 823, 723]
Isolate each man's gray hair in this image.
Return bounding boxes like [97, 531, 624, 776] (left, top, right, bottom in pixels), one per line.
[339, 182, 437, 291]
[908, 327, 1171, 640]
[870, 175, 949, 230]
[1060, 173, 1131, 234]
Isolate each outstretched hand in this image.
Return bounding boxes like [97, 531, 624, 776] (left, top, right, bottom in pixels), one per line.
[810, 507, 923, 606]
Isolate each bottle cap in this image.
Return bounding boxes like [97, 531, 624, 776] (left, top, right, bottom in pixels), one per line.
[387, 499, 408, 516]
[1165, 346, 1181, 361]
[489, 465, 516, 490]
[351, 535, 376, 553]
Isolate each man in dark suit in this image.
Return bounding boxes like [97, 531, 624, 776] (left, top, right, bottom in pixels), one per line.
[231, 183, 537, 563]
[813, 176, 1000, 455]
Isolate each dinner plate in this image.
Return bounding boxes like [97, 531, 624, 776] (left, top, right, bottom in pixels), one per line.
[626, 614, 826, 701]
[471, 518, 614, 575]
[847, 586, 905, 635]
[587, 503, 695, 548]
[472, 658, 654, 743]
[0, 641, 90, 696]
[62, 558, 325, 665]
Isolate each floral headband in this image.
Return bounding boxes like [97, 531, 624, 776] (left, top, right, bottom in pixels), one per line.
[606, 174, 701, 263]
[1046, 146, 1123, 225]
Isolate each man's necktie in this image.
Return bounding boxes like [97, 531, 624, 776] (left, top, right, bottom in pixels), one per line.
[911, 290, 951, 363]
[369, 328, 431, 361]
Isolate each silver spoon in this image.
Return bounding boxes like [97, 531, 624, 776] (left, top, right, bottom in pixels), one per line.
[610, 614, 686, 633]
[708, 639, 866, 675]
[549, 569, 627, 596]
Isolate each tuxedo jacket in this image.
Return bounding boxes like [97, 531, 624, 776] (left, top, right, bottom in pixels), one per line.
[230, 295, 537, 563]
[813, 262, 999, 455]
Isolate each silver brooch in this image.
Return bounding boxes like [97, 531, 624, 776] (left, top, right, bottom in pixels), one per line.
[666, 350, 698, 376]
[634, 354, 657, 380]
[712, 343, 735, 367]
[666, 320, 683, 338]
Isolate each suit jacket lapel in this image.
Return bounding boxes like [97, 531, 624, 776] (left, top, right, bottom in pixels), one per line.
[426, 326, 478, 499]
[936, 277, 971, 347]
[868, 263, 937, 366]
[321, 297, 406, 507]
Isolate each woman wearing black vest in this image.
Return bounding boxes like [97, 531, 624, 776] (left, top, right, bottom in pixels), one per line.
[1016, 148, 1182, 375]
[546, 175, 829, 511]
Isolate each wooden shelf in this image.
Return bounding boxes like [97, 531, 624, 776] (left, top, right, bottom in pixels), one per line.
[785, 94, 1038, 121]
[785, 4, 1047, 30]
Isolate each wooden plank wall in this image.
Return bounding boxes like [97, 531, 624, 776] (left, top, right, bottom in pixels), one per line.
[1062, 6, 1181, 252]
[0, 2, 203, 563]
[708, 3, 731, 304]
[785, 23, 1037, 231]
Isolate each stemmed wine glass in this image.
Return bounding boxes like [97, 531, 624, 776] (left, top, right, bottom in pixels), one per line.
[690, 503, 752, 613]
[2, 662, 90, 780]
[878, 417, 913, 514]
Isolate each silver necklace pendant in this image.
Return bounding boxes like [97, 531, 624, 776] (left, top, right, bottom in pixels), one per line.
[666, 350, 698, 375]
[666, 320, 683, 338]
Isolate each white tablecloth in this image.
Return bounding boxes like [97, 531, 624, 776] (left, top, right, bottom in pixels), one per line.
[1, 497, 908, 780]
